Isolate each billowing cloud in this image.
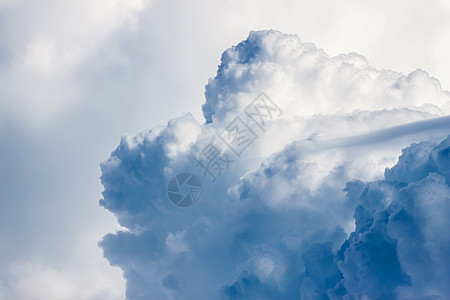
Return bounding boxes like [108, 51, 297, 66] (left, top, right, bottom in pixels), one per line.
[203, 31, 449, 125]
[99, 30, 450, 299]
[330, 136, 450, 299]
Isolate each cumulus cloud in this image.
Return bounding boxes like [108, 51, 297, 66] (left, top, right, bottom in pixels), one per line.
[99, 30, 450, 299]
[203, 31, 449, 124]
[331, 136, 450, 299]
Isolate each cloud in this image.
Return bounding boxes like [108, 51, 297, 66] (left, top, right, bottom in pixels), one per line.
[331, 136, 450, 299]
[98, 30, 450, 299]
[203, 31, 449, 125]
[3, 1, 450, 300]
[0, 0, 148, 126]
[1, 250, 125, 300]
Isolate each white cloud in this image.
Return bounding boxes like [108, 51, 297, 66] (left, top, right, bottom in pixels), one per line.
[1, 232, 126, 300]
[2, 260, 124, 300]
[0, 0, 149, 126]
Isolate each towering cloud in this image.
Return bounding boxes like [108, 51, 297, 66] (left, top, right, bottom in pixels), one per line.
[99, 30, 450, 299]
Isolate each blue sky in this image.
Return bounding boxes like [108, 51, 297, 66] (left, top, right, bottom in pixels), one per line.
[0, 1, 450, 299]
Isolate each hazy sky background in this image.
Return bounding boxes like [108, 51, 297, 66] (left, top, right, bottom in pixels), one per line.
[1, 0, 450, 299]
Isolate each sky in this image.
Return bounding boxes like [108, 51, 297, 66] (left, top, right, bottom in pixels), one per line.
[0, 1, 449, 299]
